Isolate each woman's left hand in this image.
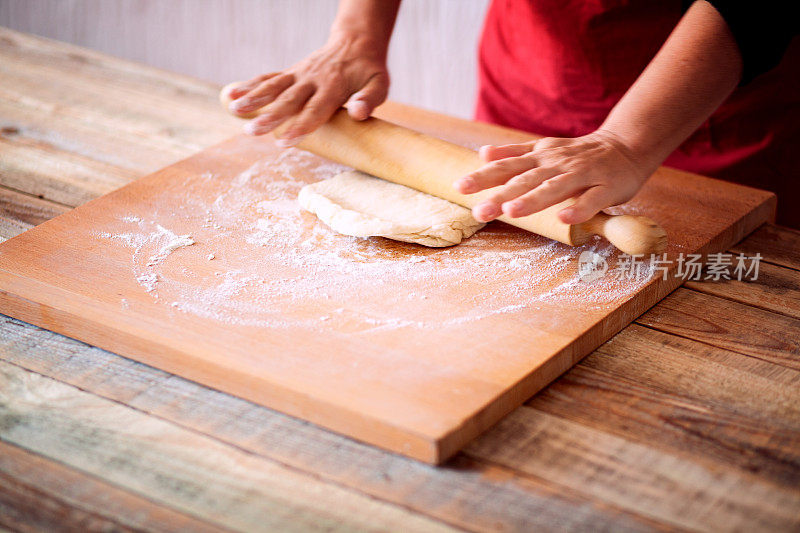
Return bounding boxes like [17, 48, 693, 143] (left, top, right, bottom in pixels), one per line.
[454, 130, 659, 225]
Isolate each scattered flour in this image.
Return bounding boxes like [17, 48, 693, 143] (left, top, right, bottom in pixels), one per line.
[93, 147, 658, 331]
[97, 221, 195, 297]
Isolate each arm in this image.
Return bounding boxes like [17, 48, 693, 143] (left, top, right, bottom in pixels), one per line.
[228, 0, 401, 145]
[457, 0, 743, 225]
[598, 0, 742, 179]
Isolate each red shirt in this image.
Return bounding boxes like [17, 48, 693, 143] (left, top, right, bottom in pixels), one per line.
[476, 0, 799, 227]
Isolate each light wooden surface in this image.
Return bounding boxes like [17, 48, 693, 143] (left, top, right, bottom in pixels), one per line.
[1, 28, 799, 531]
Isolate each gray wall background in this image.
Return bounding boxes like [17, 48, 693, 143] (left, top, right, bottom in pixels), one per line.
[0, 0, 490, 118]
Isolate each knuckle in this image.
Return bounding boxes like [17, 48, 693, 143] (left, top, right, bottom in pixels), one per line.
[302, 101, 325, 115]
[487, 192, 506, 205]
[509, 173, 536, 189]
[534, 138, 559, 150]
[538, 177, 561, 192]
[284, 85, 310, 102]
[522, 152, 539, 163]
[491, 158, 518, 172]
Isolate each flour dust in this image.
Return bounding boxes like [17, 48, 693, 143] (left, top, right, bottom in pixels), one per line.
[93, 147, 656, 332]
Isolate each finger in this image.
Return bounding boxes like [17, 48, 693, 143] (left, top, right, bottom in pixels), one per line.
[455, 154, 539, 195]
[479, 142, 536, 162]
[230, 73, 295, 115]
[472, 167, 561, 221]
[228, 73, 278, 100]
[502, 173, 586, 218]
[244, 83, 316, 137]
[278, 86, 343, 140]
[345, 72, 389, 120]
[557, 185, 614, 224]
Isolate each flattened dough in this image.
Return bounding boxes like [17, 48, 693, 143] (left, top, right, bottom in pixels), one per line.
[298, 170, 484, 247]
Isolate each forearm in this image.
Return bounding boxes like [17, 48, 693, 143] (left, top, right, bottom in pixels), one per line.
[599, 0, 743, 169]
[330, 0, 401, 58]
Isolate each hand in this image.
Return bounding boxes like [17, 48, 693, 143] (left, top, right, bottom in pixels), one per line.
[454, 130, 659, 225]
[225, 33, 390, 146]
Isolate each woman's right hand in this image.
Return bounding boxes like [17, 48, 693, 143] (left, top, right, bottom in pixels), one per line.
[225, 32, 390, 146]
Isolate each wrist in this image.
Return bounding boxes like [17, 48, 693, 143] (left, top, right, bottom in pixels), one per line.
[591, 127, 663, 181]
[327, 27, 390, 60]
[595, 122, 668, 174]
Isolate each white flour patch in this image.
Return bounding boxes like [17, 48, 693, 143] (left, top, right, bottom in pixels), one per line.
[96, 220, 195, 298]
[93, 147, 657, 331]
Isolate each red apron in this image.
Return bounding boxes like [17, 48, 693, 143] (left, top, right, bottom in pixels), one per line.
[476, 0, 799, 227]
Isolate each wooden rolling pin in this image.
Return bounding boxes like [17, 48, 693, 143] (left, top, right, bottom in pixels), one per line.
[221, 83, 667, 255]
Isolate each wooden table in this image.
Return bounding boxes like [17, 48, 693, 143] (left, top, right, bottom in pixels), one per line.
[1, 28, 798, 532]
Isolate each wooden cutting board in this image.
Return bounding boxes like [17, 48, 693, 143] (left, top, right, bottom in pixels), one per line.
[0, 112, 775, 463]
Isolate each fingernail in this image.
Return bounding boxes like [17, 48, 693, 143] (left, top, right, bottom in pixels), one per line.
[245, 117, 278, 135]
[503, 201, 523, 216]
[346, 100, 369, 119]
[456, 176, 475, 192]
[478, 145, 492, 160]
[244, 121, 269, 136]
[475, 202, 500, 220]
[275, 134, 307, 148]
[229, 99, 249, 111]
[559, 207, 576, 223]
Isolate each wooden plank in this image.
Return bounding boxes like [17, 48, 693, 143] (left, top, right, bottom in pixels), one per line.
[0, 314, 671, 533]
[0, 131, 137, 206]
[0, 65, 234, 171]
[636, 288, 800, 370]
[0, 120, 776, 463]
[526, 325, 800, 492]
[0, 27, 238, 147]
[0, 440, 225, 533]
[466, 406, 800, 532]
[0, 185, 70, 226]
[0, 215, 29, 242]
[686, 262, 800, 320]
[0, 27, 241, 208]
[0, 95, 201, 178]
[0, 358, 462, 533]
[731, 224, 800, 271]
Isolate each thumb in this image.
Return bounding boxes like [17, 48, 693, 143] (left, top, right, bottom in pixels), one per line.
[345, 72, 389, 120]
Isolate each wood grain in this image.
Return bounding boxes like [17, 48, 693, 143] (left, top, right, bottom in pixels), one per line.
[0, 314, 688, 533]
[637, 287, 800, 369]
[0, 440, 224, 533]
[0, 27, 241, 206]
[686, 262, 800, 320]
[0, 185, 69, 226]
[527, 325, 800, 492]
[0, 186, 67, 242]
[0, 359, 461, 533]
[467, 406, 800, 532]
[730, 218, 800, 271]
[0, 215, 30, 242]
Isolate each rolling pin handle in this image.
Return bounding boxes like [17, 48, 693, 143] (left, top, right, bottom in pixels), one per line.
[581, 213, 667, 256]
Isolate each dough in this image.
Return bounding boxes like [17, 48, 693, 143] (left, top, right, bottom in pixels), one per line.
[298, 170, 484, 247]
